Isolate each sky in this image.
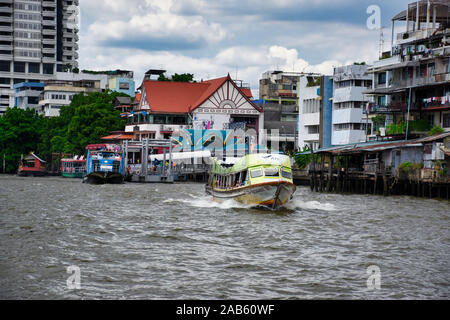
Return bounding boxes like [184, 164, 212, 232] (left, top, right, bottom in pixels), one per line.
[78, 0, 410, 97]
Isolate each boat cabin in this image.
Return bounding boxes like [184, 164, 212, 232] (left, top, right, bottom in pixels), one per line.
[18, 152, 47, 176]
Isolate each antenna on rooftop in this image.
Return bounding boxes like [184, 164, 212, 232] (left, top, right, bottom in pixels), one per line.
[378, 26, 385, 58]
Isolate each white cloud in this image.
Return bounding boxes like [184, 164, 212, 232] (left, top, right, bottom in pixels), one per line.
[82, 0, 226, 49]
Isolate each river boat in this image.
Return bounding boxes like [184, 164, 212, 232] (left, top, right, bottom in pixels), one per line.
[17, 152, 47, 177]
[83, 144, 125, 184]
[61, 157, 86, 178]
[205, 153, 296, 209]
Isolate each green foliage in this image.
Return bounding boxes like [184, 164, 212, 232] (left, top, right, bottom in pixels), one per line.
[386, 121, 406, 135]
[0, 91, 127, 172]
[371, 115, 386, 130]
[306, 77, 321, 87]
[353, 62, 366, 65]
[0, 108, 44, 173]
[157, 73, 171, 81]
[294, 145, 311, 169]
[158, 73, 195, 82]
[428, 125, 444, 136]
[409, 119, 431, 132]
[399, 161, 413, 171]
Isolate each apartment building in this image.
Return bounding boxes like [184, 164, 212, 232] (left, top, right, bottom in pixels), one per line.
[0, 0, 79, 114]
[297, 74, 333, 150]
[332, 64, 373, 145]
[38, 75, 105, 117]
[365, 0, 450, 135]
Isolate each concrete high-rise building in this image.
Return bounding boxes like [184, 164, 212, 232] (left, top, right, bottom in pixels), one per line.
[0, 0, 79, 114]
[332, 64, 373, 145]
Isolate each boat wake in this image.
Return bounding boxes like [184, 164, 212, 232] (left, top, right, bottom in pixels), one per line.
[284, 198, 338, 211]
[163, 195, 255, 210]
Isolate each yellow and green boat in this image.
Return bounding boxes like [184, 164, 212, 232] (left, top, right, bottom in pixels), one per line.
[205, 153, 296, 209]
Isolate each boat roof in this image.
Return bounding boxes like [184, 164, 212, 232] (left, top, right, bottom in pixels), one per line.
[23, 152, 46, 163]
[211, 153, 292, 174]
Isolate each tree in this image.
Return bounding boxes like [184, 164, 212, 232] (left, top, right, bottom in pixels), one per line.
[0, 91, 128, 173]
[0, 108, 44, 173]
[171, 73, 194, 82]
[157, 73, 194, 82]
[63, 91, 127, 155]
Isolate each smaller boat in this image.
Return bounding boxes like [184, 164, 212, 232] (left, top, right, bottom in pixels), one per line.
[17, 152, 47, 177]
[61, 156, 86, 178]
[205, 153, 296, 209]
[83, 144, 125, 184]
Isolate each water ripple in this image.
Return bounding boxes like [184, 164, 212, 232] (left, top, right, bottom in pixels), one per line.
[0, 175, 449, 299]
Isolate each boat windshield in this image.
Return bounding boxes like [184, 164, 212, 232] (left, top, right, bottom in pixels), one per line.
[94, 152, 120, 160]
[281, 170, 292, 179]
[264, 168, 279, 177]
[250, 168, 263, 178]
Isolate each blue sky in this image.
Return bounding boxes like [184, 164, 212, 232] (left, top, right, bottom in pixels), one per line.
[79, 0, 410, 96]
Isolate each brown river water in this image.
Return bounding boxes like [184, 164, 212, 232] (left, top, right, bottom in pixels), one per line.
[0, 175, 449, 299]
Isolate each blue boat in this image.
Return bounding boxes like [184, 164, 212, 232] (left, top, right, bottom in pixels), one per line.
[83, 144, 125, 184]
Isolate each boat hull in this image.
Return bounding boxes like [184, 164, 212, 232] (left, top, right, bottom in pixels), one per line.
[83, 172, 124, 184]
[62, 172, 84, 178]
[17, 170, 47, 177]
[206, 181, 296, 208]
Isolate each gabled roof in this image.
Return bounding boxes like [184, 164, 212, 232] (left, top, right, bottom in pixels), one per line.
[114, 96, 132, 105]
[23, 152, 46, 163]
[139, 74, 260, 114]
[133, 93, 141, 104]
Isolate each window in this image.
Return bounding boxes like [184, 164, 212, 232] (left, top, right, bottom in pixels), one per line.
[307, 125, 319, 134]
[28, 62, 40, 73]
[13, 78, 25, 85]
[0, 78, 10, 85]
[250, 168, 263, 178]
[264, 168, 279, 177]
[14, 62, 25, 73]
[0, 60, 10, 72]
[43, 63, 54, 75]
[281, 170, 292, 179]
[378, 72, 386, 85]
[443, 113, 450, 128]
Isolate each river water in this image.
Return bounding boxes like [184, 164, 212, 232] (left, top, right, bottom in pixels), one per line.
[0, 175, 448, 299]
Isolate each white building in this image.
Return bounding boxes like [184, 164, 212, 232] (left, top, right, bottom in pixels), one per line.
[0, 0, 79, 114]
[127, 74, 264, 145]
[332, 64, 373, 145]
[38, 72, 107, 117]
[297, 74, 322, 150]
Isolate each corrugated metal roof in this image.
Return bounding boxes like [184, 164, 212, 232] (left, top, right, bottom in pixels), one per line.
[296, 132, 450, 155]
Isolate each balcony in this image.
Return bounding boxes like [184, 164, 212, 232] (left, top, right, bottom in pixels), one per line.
[0, 16, 12, 23]
[396, 28, 434, 45]
[0, 7, 12, 13]
[0, 44, 12, 51]
[42, 1, 56, 7]
[368, 102, 419, 114]
[0, 25, 12, 32]
[42, 28, 57, 35]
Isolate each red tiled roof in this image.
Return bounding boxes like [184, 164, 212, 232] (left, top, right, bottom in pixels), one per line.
[240, 88, 253, 98]
[140, 75, 260, 114]
[133, 93, 141, 104]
